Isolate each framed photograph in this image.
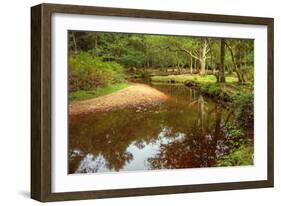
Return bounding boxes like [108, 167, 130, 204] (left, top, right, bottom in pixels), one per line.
[31, 3, 274, 202]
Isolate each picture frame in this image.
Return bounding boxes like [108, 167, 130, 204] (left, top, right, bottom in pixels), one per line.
[31, 3, 274, 202]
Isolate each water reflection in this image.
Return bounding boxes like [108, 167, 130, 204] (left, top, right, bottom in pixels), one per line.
[69, 84, 241, 174]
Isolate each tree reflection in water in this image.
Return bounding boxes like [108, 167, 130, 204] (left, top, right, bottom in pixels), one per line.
[148, 101, 227, 169]
[68, 84, 249, 174]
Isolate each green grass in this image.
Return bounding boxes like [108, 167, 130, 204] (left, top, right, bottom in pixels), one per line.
[151, 74, 246, 102]
[151, 74, 238, 84]
[69, 82, 129, 101]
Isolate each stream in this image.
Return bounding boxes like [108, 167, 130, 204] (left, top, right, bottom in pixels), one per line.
[68, 83, 240, 174]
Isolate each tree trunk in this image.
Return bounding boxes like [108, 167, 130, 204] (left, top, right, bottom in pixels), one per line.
[211, 53, 215, 74]
[226, 42, 244, 83]
[244, 51, 247, 68]
[94, 33, 98, 50]
[217, 39, 226, 83]
[200, 60, 206, 75]
[199, 38, 208, 75]
[190, 55, 193, 74]
[238, 40, 242, 70]
[176, 51, 181, 74]
[71, 32, 78, 54]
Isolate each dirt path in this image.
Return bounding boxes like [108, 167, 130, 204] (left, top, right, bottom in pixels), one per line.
[69, 84, 168, 115]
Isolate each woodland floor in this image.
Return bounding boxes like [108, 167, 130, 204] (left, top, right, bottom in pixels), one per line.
[69, 83, 168, 115]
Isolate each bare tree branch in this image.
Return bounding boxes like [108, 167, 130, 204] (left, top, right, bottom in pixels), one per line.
[165, 46, 201, 61]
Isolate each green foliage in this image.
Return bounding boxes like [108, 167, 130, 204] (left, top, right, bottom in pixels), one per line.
[69, 31, 254, 81]
[216, 93, 254, 167]
[226, 123, 245, 138]
[69, 82, 129, 101]
[225, 75, 239, 83]
[138, 70, 151, 79]
[224, 123, 248, 149]
[69, 52, 126, 92]
[151, 75, 194, 83]
[201, 84, 221, 96]
[119, 49, 145, 68]
[231, 93, 254, 130]
[216, 145, 253, 166]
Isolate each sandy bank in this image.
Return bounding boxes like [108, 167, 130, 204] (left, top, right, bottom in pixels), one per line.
[69, 84, 168, 115]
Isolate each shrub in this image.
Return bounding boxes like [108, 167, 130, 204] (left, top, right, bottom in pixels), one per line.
[231, 93, 254, 130]
[68, 52, 125, 92]
[225, 123, 248, 149]
[208, 84, 221, 96]
[216, 145, 253, 166]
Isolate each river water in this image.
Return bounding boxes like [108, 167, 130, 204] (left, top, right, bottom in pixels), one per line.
[68, 83, 239, 174]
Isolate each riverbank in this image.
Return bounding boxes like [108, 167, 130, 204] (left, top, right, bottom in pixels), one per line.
[154, 74, 255, 166]
[69, 84, 168, 115]
[151, 74, 238, 84]
[151, 74, 253, 103]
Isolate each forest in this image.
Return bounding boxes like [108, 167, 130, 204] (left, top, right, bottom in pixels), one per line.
[68, 31, 254, 173]
[68, 31, 253, 91]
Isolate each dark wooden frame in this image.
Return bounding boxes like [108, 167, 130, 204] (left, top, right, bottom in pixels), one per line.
[31, 3, 274, 202]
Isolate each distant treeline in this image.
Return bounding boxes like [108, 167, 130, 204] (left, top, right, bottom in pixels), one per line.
[68, 31, 254, 91]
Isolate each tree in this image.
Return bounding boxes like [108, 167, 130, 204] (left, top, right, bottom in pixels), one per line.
[225, 40, 245, 83]
[181, 38, 210, 75]
[217, 39, 226, 83]
[190, 55, 193, 74]
[164, 37, 210, 75]
[68, 30, 254, 83]
[198, 38, 209, 75]
[70, 32, 78, 54]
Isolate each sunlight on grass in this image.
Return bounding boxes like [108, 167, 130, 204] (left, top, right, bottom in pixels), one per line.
[69, 82, 129, 101]
[151, 74, 238, 84]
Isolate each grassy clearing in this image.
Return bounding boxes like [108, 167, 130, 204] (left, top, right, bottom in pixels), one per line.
[69, 82, 129, 101]
[151, 74, 238, 84]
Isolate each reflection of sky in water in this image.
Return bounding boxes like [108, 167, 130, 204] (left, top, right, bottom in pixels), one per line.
[75, 127, 186, 173]
[76, 154, 107, 173]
